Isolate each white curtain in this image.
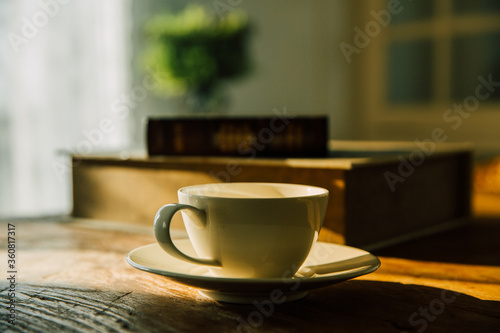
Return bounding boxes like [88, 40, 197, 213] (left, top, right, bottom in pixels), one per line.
[0, 0, 132, 217]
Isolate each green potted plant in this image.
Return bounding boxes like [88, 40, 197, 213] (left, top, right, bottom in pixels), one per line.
[143, 5, 252, 113]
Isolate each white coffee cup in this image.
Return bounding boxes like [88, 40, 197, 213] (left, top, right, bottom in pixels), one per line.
[154, 182, 329, 278]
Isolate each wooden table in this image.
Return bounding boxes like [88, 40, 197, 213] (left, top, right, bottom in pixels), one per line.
[1, 217, 499, 332]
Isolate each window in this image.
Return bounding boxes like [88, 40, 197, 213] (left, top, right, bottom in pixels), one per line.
[355, 0, 500, 153]
[387, 0, 500, 105]
[0, 0, 132, 218]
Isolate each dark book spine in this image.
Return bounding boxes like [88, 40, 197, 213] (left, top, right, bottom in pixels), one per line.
[147, 116, 328, 158]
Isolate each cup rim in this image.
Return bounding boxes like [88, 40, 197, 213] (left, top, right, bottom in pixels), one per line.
[178, 182, 329, 200]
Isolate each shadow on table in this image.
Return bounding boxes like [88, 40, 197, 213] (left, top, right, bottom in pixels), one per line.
[372, 217, 500, 266]
[222, 280, 500, 333]
[287, 280, 500, 332]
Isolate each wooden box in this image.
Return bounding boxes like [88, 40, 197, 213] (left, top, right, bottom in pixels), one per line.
[72, 141, 473, 250]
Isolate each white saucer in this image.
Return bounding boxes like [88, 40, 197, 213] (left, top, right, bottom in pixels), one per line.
[127, 239, 380, 304]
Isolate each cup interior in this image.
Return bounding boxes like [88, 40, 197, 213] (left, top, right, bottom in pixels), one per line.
[179, 182, 328, 199]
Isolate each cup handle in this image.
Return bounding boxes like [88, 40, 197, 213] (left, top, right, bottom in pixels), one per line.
[154, 204, 221, 266]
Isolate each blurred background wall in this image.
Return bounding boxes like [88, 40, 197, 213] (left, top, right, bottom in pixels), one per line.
[1, 0, 500, 218]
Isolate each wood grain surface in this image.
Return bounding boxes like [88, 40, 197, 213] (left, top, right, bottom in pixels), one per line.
[0, 218, 499, 332]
